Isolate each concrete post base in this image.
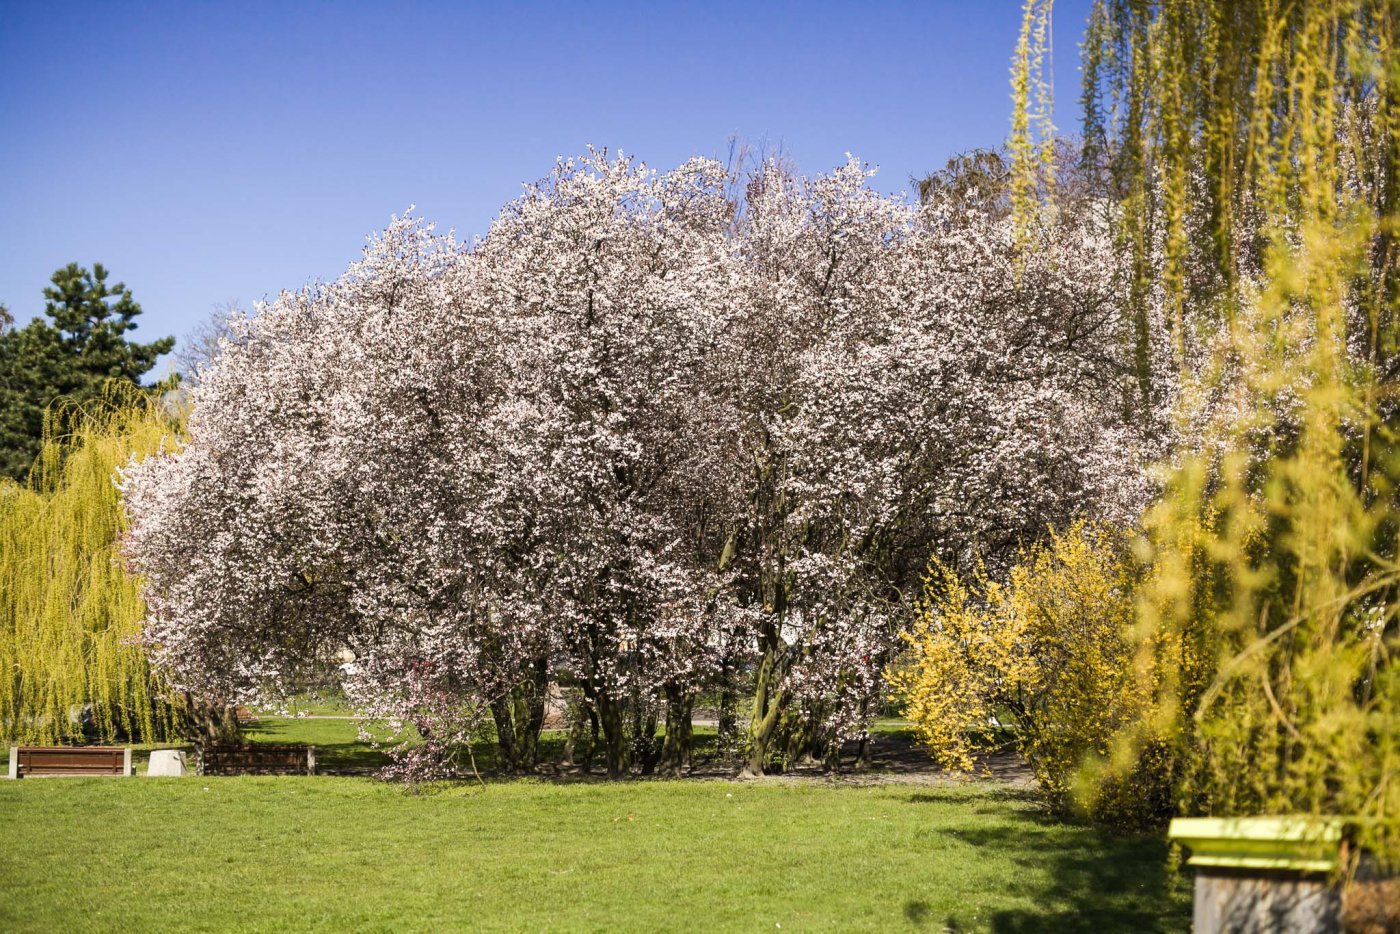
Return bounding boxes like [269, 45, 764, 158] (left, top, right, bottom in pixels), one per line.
[146, 749, 187, 777]
[1194, 868, 1339, 933]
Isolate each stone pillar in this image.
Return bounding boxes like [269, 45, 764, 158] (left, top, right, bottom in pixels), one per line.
[1194, 868, 1339, 932]
[146, 749, 187, 777]
[7, 747, 16, 780]
[123, 747, 133, 776]
[1169, 817, 1343, 934]
[306, 745, 316, 776]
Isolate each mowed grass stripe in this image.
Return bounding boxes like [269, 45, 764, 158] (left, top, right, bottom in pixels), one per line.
[0, 777, 1188, 932]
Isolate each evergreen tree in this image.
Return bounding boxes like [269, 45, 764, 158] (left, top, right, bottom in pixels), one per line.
[0, 263, 174, 480]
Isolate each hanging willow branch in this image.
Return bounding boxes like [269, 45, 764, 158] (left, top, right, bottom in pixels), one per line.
[1044, 0, 1400, 859]
[0, 385, 185, 744]
[1010, 0, 1057, 253]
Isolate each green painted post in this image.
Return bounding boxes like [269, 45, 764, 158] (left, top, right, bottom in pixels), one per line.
[1168, 817, 1343, 932]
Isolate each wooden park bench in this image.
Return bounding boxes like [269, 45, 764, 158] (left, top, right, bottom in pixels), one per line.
[7, 746, 133, 778]
[197, 744, 316, 776]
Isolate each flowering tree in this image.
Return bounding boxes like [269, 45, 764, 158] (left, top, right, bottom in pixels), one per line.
[467, 151, 743, 776]
[123, 150, 1151, 780]
[721, 158, 1152, 774]
[121, 215, 533, 766]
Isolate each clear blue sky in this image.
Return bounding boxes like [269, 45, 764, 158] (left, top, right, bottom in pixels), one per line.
[0, 0, 1094, 365]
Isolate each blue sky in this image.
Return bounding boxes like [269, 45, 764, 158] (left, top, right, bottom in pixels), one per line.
[0, 0, 1093, 364]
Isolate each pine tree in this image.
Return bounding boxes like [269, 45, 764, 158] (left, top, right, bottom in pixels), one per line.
[0, 263, 174, 480]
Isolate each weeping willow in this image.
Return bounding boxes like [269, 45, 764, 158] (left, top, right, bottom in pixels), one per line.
[1020, 1, 1400, 858]
[1010, 0, 1057, 250]
[0, 386, 184, 744]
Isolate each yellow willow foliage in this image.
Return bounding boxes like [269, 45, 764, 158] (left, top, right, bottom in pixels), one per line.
[1129, 211, 1398, 842]
[0, 387, 184, 744]
[1072, 0, 1400, 858]
[1009, 0, 1056, 253]
[889, 524, 1174, 826]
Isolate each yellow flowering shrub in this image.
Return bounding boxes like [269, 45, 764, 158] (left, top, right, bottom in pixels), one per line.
[890, 523, 1173, 825]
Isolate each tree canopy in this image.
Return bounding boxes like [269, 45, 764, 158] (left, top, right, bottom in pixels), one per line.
[121, 151, 1149, 781]
[0, 388, 186, 745]
[0, 263, 174, 480]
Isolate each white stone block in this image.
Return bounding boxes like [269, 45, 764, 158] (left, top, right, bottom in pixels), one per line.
[146, 749, 188, 777]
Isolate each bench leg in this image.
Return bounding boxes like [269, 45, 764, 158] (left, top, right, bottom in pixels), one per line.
[7, 747, 15, 780]
[307, 746, 316, 776]
[123, 747, 133, 777]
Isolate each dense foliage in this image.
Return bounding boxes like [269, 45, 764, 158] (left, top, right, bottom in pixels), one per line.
[892, 523, 1173, 827]
[876, 6, 1400, 872]
[1073, 0, 1400, 858]
[886, 0, 1400, 855]
[0, 389, 185, 744]
[0, 263, 174, 480]
[121, 150, 1150, 779]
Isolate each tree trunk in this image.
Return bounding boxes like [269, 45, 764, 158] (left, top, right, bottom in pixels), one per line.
[659, 685, 693, 775]
[561, 692, 588, 769]
[515, 657, 549, 769]
[785, 706, 824, 768]
[489, 696, 518, 770]
[741, 628, 785, 778]
[584, 706, 600, 774]
[597, 690, 626, 778]
[716, 653, 739, 757]
[489, 657, 549, 773]
[822, 730, 842, 774]
[177, 693, 240, 744]
[852, 695, 873, 771]
[633, 705, 661, 776]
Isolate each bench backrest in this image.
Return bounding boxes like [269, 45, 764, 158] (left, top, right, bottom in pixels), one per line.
[198, 744, 315, 776]
[11, 746, 131, 777]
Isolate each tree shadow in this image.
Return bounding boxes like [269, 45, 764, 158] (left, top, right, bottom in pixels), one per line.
[239, 719, 392, 773]
[238, 716, 1035, 786]
[903, 899, 933, 924]
[906, 787, 1042, 808]
[939, 816, 1189, 932]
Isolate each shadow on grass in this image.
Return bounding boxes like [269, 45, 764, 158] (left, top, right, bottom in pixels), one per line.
[906, 788, 1042, 808]
[235, 720, 1189, 928]
[316, 743, 394, 773]
[241, 719, 392, 773]
[912, 795, 1187, 929]
[903, 899, 934, 924]
[237, 716, 1016, 785]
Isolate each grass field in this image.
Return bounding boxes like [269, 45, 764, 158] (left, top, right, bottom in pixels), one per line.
[0, 779, 1189, 932]
[1, 717, 1190, 932]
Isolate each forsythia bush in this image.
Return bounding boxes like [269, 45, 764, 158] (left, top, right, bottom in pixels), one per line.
[890, 523, 1174, 826]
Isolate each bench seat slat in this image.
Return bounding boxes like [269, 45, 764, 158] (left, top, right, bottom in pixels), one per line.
[199, 744, 315, 776]
[13, 746, 129, 777]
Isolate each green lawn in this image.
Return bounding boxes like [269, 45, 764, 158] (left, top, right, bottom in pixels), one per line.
[242, 715, 733, 774]
[0, 770, 1189, 933]
[114, 715, 403, 774]
[242, 716, 397, 773]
